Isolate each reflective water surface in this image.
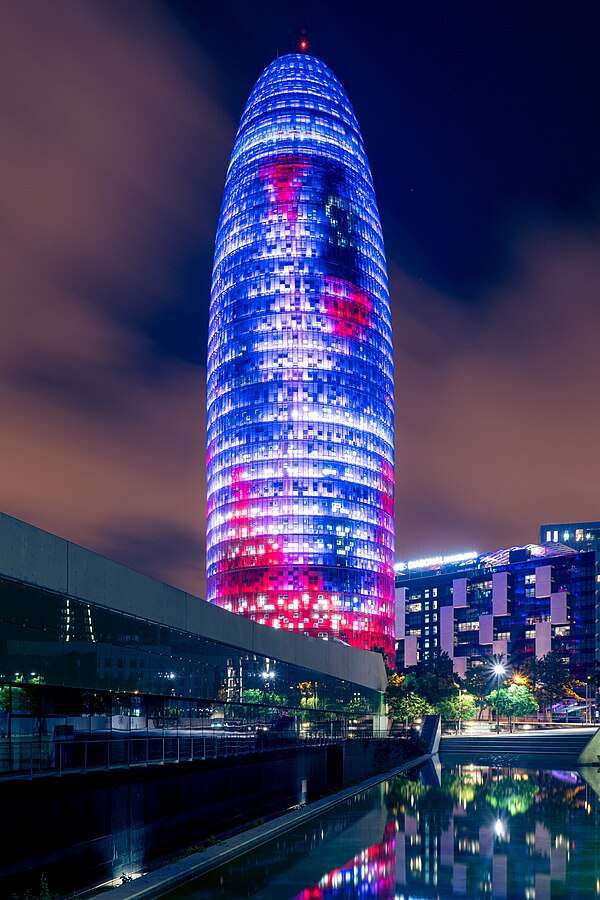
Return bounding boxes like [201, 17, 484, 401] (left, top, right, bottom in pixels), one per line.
[165, 760, 600, 898]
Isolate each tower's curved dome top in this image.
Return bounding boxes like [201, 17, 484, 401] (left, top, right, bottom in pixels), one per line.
[229, 53, 367, 173]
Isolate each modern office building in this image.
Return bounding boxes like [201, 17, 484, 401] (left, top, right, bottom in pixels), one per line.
[0, 511, 388, 892]
[540, 521, 600, 664]
[206, 53, 395, 657]
[395, 543, 597, 678]
[0, 512, 385, 754]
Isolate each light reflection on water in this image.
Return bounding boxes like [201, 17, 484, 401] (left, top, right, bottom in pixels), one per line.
[164, 761, 600, 898]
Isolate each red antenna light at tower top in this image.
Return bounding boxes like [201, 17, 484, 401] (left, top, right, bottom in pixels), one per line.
[298, 30, 308, 53]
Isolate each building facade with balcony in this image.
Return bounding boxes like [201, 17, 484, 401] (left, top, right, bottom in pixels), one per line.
[395, 543, 596, 678]
[540, 521, 600, 665]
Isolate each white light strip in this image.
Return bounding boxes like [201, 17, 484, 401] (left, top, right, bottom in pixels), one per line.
[394, 551, 479, 572]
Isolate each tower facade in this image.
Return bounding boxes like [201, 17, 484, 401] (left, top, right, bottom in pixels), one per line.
[207, 54, 395, 657]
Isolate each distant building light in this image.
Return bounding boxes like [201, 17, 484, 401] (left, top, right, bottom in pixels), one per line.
[394, 551, 478, 573]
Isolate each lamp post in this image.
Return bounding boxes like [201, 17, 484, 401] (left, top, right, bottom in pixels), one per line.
[585, 677, 591, 725]
[492, 662, 506, 733]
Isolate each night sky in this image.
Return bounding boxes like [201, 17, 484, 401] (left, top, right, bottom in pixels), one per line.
[1, 1, 599, 597]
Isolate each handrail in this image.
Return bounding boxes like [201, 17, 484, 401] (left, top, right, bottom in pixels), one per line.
[0, 729, 414, 780]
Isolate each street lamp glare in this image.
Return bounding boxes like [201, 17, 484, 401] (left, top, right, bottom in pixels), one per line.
[492, 663, 506, 676]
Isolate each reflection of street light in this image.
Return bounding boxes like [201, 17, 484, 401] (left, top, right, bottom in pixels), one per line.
[261, 670, 275, 700]
[492, 662, 506, 733]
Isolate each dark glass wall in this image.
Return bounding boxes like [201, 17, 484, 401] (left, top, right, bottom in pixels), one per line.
[0, 576, 380, 716]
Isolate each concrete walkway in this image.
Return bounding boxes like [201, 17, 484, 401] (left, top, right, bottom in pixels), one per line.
[101, 754, 430, 900]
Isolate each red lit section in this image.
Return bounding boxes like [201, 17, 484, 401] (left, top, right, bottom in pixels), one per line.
[321, 276, 373, 339]
[292, 822, 396, 898]
[260, 156, 312, 223]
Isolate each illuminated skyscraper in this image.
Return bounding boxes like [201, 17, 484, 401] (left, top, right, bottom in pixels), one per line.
[207, 53, 395, 657]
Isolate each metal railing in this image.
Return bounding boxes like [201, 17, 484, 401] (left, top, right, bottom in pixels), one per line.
[0, 728, 415, 780]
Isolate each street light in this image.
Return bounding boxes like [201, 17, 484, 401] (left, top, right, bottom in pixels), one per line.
[585, 676, 591, 725]
[492, 662, 506, 733]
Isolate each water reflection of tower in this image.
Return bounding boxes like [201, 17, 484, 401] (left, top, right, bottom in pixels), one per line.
[293, 819, 396, 899]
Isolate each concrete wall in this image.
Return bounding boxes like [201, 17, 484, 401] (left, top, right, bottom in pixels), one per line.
[0, 746, 330, 896]
[0, 512, 387, 693]
[0, 737, 422, 897]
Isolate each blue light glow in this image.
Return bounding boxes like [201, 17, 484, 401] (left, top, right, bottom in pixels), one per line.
[206, 55, 395, 656]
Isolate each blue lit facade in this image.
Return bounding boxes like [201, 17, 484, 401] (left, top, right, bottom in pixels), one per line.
[207, 55, 395, 656]
[395, 543, 597, 680]
[540, 520, 600, 666]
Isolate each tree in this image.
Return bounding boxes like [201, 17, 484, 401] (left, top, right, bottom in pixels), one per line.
[436, 692, 477, 729]
[488, 684, 538, 731]
[524, 650, 574, 721]
[404, 652, 458, 707]
[241, 688, 288, 707]
[463, 667, 493, 719]
[486, 778, 539, 815]
[386, 672, 433, 725]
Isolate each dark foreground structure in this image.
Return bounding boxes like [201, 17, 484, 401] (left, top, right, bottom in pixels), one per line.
[0, 512, 419, 895]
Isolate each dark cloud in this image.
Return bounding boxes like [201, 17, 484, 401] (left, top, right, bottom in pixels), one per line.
[0, 0, 218, 596]
[95, 519, 204, 595]
[0, 1, 598, 598]
[392, 217, 600, 560]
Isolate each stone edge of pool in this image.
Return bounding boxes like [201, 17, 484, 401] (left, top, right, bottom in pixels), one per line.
[100, 753, 431, 900]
